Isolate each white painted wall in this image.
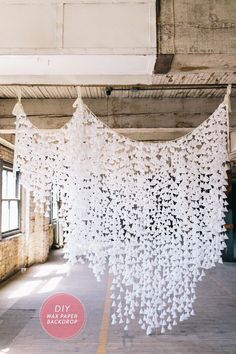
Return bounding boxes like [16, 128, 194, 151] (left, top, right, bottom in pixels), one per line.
[0, 55, 155, 76]
[0, 0, 156, 55]
[0, 0, 156, 82]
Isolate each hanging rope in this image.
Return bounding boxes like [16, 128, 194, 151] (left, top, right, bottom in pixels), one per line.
[72, 86, 83, 109]
[223, 84, 232, 154]
[12, 86, 25, 116]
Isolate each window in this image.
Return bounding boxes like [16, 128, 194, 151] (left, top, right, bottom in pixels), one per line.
[50, 186, 60, 222]
[0, 161, 21, 238]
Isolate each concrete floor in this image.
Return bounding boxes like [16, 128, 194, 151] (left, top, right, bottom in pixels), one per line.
[0, 249, 236, 354]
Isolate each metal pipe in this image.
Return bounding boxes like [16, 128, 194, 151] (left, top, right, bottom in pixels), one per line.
[0, 83, 234, 89]
[105, 84, 236, 96]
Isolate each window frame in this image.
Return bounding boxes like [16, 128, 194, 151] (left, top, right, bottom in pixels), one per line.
[0, 160, 21, 239]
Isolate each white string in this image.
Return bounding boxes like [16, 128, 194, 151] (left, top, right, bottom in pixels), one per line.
[72, 86, 83, 109]
[224, 84, 232, 113]
[17, 86, 21, 103]
[224, 84, 232, 154]
[12, 87, 25, 116]
[12, 87, 25, 178]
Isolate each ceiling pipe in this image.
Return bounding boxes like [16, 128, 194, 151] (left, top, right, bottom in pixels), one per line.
[105, 84, 236, 96]
[0, 83, 235, 89]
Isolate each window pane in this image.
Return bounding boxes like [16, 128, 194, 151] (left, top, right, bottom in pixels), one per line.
[1, 200, 9, 232]
[6, 170, 16, 199]
[2, 168, 17, 199]
[8, 170, 16, 198]
[9, 201, 19, 230]
[2, 169, 8, 199]
[51, 187, 59, 220]
[1, 164, 20, 234]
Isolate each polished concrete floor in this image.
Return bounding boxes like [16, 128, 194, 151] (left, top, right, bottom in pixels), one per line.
[0, 249, 236, 354]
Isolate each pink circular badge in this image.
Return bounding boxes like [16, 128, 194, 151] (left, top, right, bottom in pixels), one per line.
[39, 293, 86, 340]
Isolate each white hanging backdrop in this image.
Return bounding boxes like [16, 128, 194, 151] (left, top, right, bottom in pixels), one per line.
[13, 91, 230, 335]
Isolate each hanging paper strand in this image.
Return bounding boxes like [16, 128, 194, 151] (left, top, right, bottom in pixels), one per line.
[13, 87, 230, 335]
[223, 84, 231, 154]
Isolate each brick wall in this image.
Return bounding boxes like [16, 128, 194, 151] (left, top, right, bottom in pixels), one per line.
[0, 143, 53, 282]
[0, 144, 14, 163]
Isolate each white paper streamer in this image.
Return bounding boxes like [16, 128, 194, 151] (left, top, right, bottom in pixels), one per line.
[13, 94, 230, 335]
